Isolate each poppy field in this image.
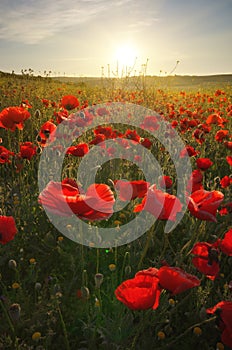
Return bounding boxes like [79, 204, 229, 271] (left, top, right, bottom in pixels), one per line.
[0, 72, 232, 350]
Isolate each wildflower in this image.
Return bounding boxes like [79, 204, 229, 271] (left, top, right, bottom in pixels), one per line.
[19, 142, 37, 160]
[115, 272, 161, 310]
[32, 332, 41, 341]
[37, 121, 56, 147]
[159, 176, 173, 190]
[187, 169, 203, 194]
[60, 95, 79, 110]
[94, 125, 113, 138]
[157, 266, 200, 295]
[157, 331, 166, 340]
[95, 298, 100, 307]
[66, 143, 89, 157]
[0, 146, 14, 164]
[215, 130, 229, 142]
[0, 216, 17, 244]
[193, 327, 202, 335]
[226, 156, 232, 166]
[216, 342, 224, 350]
[219, 229, 232, 256]
[191, 242, 220, 280]
[134, 185, 182, 221]
[29, 258, 36, 264]
[12, 282, 20, 289]
[196, 158, 213, 171]
[57, 236, 64, 242]
[168, 298, 175, 306]
[207, 301, 232, 349]
[109, 264, 116, 271]
[180, 145, 199, 158]
[114, 180, 150, 201]
[206, 113, 223, 125]
[220, 176, 232, 189]
[123, 129, 141, 143]
[140, 115, 160, 131]
[188, 189, 224, 222]
[39, 179, 115, 221]
[0, 106, 30, 131]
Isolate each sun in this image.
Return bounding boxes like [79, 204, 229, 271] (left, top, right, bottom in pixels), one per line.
[114, 44, 137, 68]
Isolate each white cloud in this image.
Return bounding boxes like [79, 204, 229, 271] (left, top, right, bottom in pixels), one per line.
[0, 0, 124, 44]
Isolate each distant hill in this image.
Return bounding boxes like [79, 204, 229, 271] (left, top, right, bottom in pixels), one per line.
[52, 73, 232, 89]
[1, 70, 232, 89]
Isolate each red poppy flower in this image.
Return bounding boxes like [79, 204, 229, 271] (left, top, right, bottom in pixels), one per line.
[206, 114, 223, 125]
[96, 107, 109, 116]
[0, 216, 17, 244]
[159, 176, 173, 190]
[134, 185, 182, 221]
[94, 126, 113, 138]
[140, 138, 153, 149]
[19, 142, 37, 160]
[89, 134, 106, 146]
[226, 156, 232, 166]
[207, 301, 232, 348]
[37, 121, 57, 147]
[0, 106, 30, 131]
[215, 130, 229, 142]
[0, 146, 14, 164]
[191, 242, 220, 280]
[61, 95, 79, 110]
[140, 115, 160, 131]
[114, 180, 150, 201]
[66, 143, 89, 157]
[220, 175, 232, 189]
[123, 129, 141, 143]
[115, 273, 161, 310]
[219, 229, 232, 256]
[224, 141, 232, 150]
[54, 108, 69, 124]
[196, 158, 213, 171]
[192, 129, 205, 144]
[187, 169, 203, 194]
[42, 99, 50, 107]
[38, 180, 115, 221]
[180, 146, 199, 158]
[219, 202, 232, 216]
[157, 266, 200, 295]
[188, 189, 224, 222]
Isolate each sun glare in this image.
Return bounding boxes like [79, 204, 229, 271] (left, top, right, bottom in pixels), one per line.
[114, 44, 137, 69]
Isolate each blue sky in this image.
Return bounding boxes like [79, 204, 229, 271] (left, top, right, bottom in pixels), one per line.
[0, 0, 231, 76]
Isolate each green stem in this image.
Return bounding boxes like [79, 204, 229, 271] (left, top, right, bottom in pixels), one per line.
[57, 304, 70, 350]
[155, 315, 217, 350]
[138, 221, 160, 270]
[0, 299, 18, 349]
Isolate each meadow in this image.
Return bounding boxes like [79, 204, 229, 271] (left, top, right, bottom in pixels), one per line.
[0, 71, 231, 350]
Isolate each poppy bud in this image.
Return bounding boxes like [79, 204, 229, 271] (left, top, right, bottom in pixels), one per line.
[9, 303, 21, 322]
[35, 282, 42, 290]
[95, 273, 104, 289]
[124, 265, 132, 276]
[81, 286, 90, 300]
[8, 259, 17, 269]
[34, 109, 41, 118]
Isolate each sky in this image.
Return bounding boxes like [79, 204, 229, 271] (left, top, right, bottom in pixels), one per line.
[0, 0, 232, 77]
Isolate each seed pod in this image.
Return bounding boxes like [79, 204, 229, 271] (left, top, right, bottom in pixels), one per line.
[9, 303, 21, 322]
[94, 273, 104, 289]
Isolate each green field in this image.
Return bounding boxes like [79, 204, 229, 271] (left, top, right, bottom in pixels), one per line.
[0, 71, 231, 350]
